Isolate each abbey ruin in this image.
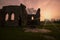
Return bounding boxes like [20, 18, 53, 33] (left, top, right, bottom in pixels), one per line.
[0, 4, 40, 27]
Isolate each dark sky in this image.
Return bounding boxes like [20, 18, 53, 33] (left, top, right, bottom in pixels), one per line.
[0, 0, 60, 21]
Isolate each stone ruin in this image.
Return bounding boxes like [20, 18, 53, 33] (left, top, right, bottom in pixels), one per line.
[0, 4, 40, 27]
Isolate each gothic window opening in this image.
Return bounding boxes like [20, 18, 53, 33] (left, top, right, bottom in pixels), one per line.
[5, 13, 9, 21]
[31, 16, 34, 20]
[11, 13, 15, 21]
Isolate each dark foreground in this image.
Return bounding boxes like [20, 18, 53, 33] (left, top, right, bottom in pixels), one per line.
[0, 24, 60, 40]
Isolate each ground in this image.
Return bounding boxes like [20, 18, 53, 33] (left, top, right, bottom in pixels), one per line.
[0, 23, 60, 40]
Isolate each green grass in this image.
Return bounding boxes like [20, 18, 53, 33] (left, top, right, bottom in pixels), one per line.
[0, 24, 60, 40]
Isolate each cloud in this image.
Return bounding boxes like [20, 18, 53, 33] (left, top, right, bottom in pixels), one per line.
[0, 0, 60, 20]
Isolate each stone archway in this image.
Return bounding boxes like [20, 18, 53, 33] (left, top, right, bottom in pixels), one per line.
[5, 13, 9, 21]
[11, 13, 15, 21]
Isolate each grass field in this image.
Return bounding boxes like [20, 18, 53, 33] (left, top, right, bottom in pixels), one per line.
[0, 23, 60, 40]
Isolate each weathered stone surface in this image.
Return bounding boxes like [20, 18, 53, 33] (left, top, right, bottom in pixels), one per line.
[0, 4, 40, 27]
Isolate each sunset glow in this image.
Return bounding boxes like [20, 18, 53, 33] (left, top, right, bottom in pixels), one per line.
[44, 13, 51, 20]
[43, 9, 52, 20]
[0, 0, 60, 21]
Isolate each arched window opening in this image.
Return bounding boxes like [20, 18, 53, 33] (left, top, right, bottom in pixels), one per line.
[31, 16, 34, 20]
[11, 13, 15, 20]
[5, 13, 9, 21]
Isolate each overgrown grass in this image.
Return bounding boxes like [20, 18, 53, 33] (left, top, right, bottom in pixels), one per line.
[0, 24, 60, 40]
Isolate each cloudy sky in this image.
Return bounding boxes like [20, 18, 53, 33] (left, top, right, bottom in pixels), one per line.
[0, 0, 60, 21]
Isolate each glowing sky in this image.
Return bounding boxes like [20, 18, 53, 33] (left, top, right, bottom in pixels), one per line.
[0, 0, 60, 21]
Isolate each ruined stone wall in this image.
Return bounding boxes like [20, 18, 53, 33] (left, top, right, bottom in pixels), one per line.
[27, 8, 40, 26]
[20, 4, 27, 26]
[0, 4, 28, 27]
[0, 4, 40, 27]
